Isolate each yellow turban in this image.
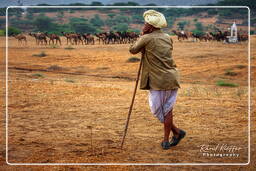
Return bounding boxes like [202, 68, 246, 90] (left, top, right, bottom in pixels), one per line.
[143, 10, 167, 28]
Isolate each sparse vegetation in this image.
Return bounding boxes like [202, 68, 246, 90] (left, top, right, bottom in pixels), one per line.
[236, 65, 246, 69]
[87, 126, 94, 155]
[32, 51, 47, 57]
[0, 29, 4, 36]
[236, 87, 246, 99]
[64, 79, 75, 83]
[177, 21, 188, 30]
[127, 57, 140, 63]
[216, 80, 238, 87]
[225, 69, 238, 76]
[32, 73, 44, 78]
[49, 44, 59, 48]
[65, 46, 75, 50]
[47, 65, 64, 71]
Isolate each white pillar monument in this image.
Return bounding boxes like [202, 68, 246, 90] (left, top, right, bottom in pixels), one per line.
[229, 22, 238, 43]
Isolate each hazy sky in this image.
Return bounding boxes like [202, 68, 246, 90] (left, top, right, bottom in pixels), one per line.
[0, 0, 220, 7]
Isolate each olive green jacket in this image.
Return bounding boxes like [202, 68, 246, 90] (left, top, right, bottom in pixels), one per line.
[129, 30, 180, 90]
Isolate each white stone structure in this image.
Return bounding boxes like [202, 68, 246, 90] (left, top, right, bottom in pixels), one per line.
[228, 22, 238, 43]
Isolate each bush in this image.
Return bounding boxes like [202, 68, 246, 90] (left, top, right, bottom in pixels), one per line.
[127, 29, 140, 33]
[108, 13, 116, 18]
[192, 29, 204, 36]
[7, 26, 21, 36]
[32, 73, 44, 78]
[218, 9, 233, 17]
[177, 21, 188, 30]
[236, 65, 246, 69]
[195, 22, 204, 32]
[90, 14, 104, 27]
[0, 29, 5, 36]
[127, 57, 140, 63]
[224, 69, 238, 76]
[33, 15, 53, 32]
[47, 65, 64, 71]
[166, 17, 175, 28]
[131, 15, 143, 24]
[207, 9, 218, 15]
[49, 44, 59, 48]
[33, 51, 47, 57]
[216, 80, 238, 87]
[64, 79, 75, 83]
[70, 18, 98, 33]
[65, 46, 75, 50]
[112, 23, 129, 32]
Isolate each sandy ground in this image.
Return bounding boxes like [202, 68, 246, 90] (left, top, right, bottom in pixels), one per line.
[0, 35, 255, 170]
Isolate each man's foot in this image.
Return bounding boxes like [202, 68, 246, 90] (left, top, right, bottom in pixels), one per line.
[170, 129, 186, 146]
[161, 141, 171, 150]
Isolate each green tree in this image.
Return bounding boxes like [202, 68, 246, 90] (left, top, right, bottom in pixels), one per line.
[33, 15, 53, 31]
[207, 9, 217, 15]
[177, 21, 188, 30]
[0, 29, 5, 36]
[195, 22, 204, 31]
[112, 23, 128, 32]
[90, 14, 104, 27]
[108, 13, 116, 18]
[57, 11, 64, 24]
[0, 18, 5, 29]
[131, 15, 143, 24]
[90, 1, 103, 6]
[115, 15, 131, 23]
[166, 17, 175, 28]
[218, 9, 233, 17]
[6, 26, 21, 36]
[105, 18, 115, 27]
[192, 22, 204, 35]
[25, 11, 34, 20]
[70, 19, 98, 33]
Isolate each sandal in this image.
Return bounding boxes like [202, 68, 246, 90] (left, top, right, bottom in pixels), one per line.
[161, 141, 171, 150]
[170, 129, 186, 146]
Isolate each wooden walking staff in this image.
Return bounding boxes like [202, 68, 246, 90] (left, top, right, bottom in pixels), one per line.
[120, 54, 143, 149]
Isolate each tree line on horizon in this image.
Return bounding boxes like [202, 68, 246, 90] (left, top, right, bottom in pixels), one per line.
[0, 0, 254, 36]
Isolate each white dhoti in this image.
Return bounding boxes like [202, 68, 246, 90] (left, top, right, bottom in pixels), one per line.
[148, 89, 178, 123]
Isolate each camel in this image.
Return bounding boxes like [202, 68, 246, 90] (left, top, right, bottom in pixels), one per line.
[238, 33, 248, 41]
[210, 31, 229, 42]
[13, 34, 27, 45]
[172, 30, 188, 41]
[29, 32, 47, 45]
[61, 32, 80, 45]
[82, 33, 95, 45]
[127, 32, 139, 43]
[95, 33, 107, 44]
[45, 32, 61, 45]
[77, 33, 84, 45]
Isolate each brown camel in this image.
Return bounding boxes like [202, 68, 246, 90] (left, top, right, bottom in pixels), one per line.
[45, 32, 61, 45]
[13, 34, 27, 45]
[29, 32, 47, 45]
[95, 33, 106, 44]
[61, 32, 79, 45]
[82, 33, 95, 45]
[172, 30, 188, 41]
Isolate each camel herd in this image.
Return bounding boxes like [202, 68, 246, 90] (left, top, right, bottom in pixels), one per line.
[172, 30, 248, 42]
[10, 31, 140, 46]
[10, 29, 248, 46]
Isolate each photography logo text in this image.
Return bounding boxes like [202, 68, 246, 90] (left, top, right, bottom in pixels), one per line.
[198, 144, 242, 158]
